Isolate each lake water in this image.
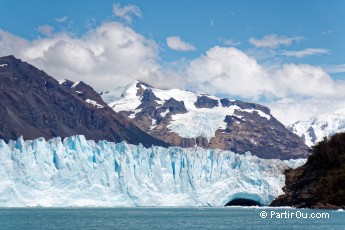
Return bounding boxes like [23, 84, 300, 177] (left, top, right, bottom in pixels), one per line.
[0, 207, 344, 229]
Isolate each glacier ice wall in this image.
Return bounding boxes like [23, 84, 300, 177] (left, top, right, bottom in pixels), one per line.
[0, 135, 305, 207]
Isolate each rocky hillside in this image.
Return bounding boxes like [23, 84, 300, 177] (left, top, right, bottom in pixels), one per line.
[289, 108, 345, 147]
[0, 55, 169, 147]
[102, 80, 310, 159]
[271, 132, 345, 209]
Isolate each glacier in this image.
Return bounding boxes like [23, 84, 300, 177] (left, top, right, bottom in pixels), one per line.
[0, 135, 305, 207]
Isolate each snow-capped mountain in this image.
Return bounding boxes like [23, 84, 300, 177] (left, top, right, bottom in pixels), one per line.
[99, 86, 127, 104]
[0, 55, 167, 147]
[102, 80, 309, 159]
[0, 135, 305, 207]
[289, 108, 345, 147]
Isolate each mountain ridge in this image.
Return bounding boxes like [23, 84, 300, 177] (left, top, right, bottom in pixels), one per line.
[0, 55, 169, 147]
[289, 108, 345, 147]
[102, 80, 310, 159]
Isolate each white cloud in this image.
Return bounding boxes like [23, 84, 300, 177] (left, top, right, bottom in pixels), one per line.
[272, 63, 338, 98]
[37, 25, 55, 37]
[249, 34, 304, 48]
[218, 38, 240, 46]
[0, 29, 29, 56]
[281, 48, 330, 58]
[186, 46, 345, 125]
[322, 30, 334, 35]
[166, 36, 196, 51]
[112, 3, 142, 23]
[0, 22, 179, 90]
[1, 19, 344, 126]
[187, 46, 268, 98]
[322, 64, 345, 73]
[55, 16, 68, 23]
[186, 46, 339, 99]
[264, 98, 345, 125]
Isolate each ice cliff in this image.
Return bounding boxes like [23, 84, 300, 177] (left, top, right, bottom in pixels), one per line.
[0, 135, 305, 207]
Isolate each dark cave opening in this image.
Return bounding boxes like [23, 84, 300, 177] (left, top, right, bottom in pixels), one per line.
[225, 198, 262, 206]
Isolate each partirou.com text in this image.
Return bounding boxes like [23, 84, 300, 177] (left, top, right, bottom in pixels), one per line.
[260, 210, 330, 219]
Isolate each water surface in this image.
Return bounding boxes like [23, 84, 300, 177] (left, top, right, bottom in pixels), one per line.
[0, 207, 343, 229]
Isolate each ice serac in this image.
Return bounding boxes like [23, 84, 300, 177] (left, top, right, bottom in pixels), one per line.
[0, 135, 305, 207]
[103, 80, 310, 159]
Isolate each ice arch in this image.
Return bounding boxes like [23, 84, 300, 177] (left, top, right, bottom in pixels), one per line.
[224, 193, 264, 206]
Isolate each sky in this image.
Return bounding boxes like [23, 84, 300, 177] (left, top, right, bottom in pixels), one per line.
[0, 0, 344, 125]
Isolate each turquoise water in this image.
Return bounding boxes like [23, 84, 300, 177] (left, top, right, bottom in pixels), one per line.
[0, 207, 343, 229]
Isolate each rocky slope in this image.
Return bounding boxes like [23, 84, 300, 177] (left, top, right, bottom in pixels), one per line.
[0, 55, 168, 147]
[102, 80, 310, 159]
[271, 132, 345, 209]
[289, 108, 345, 147]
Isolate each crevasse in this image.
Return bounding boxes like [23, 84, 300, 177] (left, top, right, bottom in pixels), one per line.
[0, 135, 305, 207]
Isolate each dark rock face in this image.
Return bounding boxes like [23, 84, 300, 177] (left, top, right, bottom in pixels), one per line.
[271, 133, 345, 209]
[74, 82, 108, 107]
[138, 89, 160, 109]
[0, 55, 169, 148]
[220, 98, 234, 107]
[213, 112, 308, 159]
[219, 106, 309, 159]
[61, 80, 108, 108]
[194, 95, 219, 108]
[111, 81, 310, 159]
[163, 98, 188, 114]
[60, 79, 75, 88]
[233, 100, 271, 115]
[307, 127, 317, 144]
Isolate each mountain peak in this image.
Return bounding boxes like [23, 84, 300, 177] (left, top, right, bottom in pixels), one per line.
[0, 55, 19, 62]
[290, 107, 345, 147]
[0, 55, 27, 69]
[135, 80, 153, 88]
[104, 81, 310, 159]
[125, 80, 153, 92]
[0, 59, 169, 147]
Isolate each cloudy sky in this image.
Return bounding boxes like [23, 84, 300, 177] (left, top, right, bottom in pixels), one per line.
[0, 0, 344, 125]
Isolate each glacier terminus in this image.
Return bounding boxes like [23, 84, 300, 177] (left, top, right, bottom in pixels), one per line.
[0, 135, 305, 207]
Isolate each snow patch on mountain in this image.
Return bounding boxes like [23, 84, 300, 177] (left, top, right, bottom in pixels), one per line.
[105, 80, 272, 141]
[160, 109, 169, 118]
[58, 79, 66, 85]
[99, 86, 127, 104]
[0, 64, 8, 68]
[0, 135, 305, 207]
[128, 109, 142, 119]
[85, 99, 104, 109]
[289, 108, 345, 147]
[71, 81, 80, 88]
[150, 119, 157, 130]
[167, 106, 242, 141]
[243, 109, 271, 120]
[108, 81, 141, 112]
